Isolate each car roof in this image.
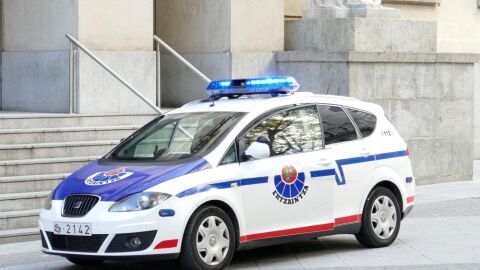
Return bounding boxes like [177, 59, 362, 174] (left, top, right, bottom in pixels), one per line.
[167, 92, 384, 116]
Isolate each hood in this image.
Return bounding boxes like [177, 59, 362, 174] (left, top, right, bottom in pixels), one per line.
[52, 158, 210, 202]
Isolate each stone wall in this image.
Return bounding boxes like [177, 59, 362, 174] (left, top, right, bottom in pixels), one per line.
[160, 52, 277, 107]
[0, 0, 156, 113]
[475, 63, 480, 160]
[156, 0, 284, 108]
[284, 0, 480, 54]
[278, 51, 479, 184]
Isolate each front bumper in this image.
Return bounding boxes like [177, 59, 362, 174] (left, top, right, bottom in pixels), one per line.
[39, 200, 184, 258]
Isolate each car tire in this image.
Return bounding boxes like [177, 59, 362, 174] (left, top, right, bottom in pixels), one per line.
[179, 205, 236, 270]
[66, 257, 104, 266]
[355, 186, 401, 248]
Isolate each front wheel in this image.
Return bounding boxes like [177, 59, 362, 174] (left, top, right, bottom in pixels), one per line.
[355, 186, 401, 248]
[179, 205, 236, 270]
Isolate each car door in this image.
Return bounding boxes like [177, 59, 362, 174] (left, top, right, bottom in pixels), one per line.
[317, 105, 376, 221]
[237, 105, 336, 241]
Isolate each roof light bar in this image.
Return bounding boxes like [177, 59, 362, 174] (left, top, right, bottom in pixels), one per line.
[207, 76, 300, 97]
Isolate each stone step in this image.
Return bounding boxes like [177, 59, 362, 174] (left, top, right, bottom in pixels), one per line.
[0, 113, 156, 130]
[0, 173, 69, 194]
[0, 140, 118, 161]
[0, 209, 40, 231]
[0, 125, 139, 144]
[0, 191, 50, 212]
[0, 156, 97, 177]
[0, 227, 39, 245]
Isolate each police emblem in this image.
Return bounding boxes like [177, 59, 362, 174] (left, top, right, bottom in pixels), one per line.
[85, 168, 133, 186]
[272, 165, 309, 204]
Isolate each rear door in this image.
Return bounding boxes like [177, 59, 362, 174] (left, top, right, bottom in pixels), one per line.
[238, 105, 336, 241]
[317, 105, 376, 222]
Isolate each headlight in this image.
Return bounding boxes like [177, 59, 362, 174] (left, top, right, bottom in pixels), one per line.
[43, 192, 53, 210]
[109, 192, 171, 212]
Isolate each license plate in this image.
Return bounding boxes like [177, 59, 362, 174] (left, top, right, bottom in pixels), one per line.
[53, 223, 92, 236]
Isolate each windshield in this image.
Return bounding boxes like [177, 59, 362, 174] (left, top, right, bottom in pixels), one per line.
[108, 112, 244, 162]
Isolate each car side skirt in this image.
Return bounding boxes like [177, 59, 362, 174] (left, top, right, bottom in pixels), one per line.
[237, 222, 361, 250]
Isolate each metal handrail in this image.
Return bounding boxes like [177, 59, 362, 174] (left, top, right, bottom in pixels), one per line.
[153, 35, 212, 84]
[66, 34, 163, 114]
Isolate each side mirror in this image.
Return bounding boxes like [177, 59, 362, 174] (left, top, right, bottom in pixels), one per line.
[244, 141, 270, 160]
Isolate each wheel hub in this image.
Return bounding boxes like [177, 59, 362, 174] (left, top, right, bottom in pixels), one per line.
[209, 235, 217, 246]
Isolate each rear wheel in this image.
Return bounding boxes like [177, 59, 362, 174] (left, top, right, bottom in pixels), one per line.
[179, 205, 236, 270]
[355, 186, 401, 248]
[66, 257, 104, 266]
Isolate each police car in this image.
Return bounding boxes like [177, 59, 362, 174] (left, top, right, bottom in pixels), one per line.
[39, 76, 415, 270]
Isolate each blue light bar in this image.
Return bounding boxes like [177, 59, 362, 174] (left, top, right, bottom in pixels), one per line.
[207, 76, 300, 97]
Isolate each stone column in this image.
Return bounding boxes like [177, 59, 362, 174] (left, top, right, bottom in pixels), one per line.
[156, 0, 284, 107]
[1, 0, 156, 114]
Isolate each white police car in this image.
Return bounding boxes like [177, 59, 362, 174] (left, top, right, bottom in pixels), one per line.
[39, 76, 415, 270]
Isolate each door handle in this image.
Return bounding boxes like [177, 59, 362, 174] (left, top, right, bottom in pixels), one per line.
[360, 149, 372, 158]
[316, 159, 332, 167]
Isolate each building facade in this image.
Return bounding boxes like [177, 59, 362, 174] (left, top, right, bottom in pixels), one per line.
[0, 0, 478, 183]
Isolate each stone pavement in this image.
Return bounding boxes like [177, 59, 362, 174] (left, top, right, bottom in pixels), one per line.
[1, 179, 480, 270]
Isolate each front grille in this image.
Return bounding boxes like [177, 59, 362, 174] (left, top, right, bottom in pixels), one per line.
[46, 232, 108, 253]
[62, 195, 99, 217]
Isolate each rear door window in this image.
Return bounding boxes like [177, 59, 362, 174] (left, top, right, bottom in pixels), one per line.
[347, 109, 377, 138]
[318, 105, 358, 145]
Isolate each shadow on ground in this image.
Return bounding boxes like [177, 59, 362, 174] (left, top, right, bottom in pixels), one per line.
[58, 237, 363, 270]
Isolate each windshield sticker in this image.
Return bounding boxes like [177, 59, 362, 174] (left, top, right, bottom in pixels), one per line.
[85, 168, 133, 186]
[272, 165, 309, 205]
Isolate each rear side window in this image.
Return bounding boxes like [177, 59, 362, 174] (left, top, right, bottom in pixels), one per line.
[318, 105, 358, 145]
[347, 109, 377, 138]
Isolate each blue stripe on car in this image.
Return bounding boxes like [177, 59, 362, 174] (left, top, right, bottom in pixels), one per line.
[177, 176, 268, 198]
[177, 150, 409, 198]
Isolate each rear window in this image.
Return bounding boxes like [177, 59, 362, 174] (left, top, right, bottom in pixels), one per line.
[347, 108, 377, 138]
[318, 105, 358, 145]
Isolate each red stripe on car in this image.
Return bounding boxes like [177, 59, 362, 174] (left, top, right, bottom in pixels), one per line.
[154, 239, 178, 249]
[335, 214, 362, 225]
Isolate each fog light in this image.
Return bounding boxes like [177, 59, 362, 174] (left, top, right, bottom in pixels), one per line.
[126, 237, 142, 249]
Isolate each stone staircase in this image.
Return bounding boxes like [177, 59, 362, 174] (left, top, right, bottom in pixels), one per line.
[0, 113, 157, 244]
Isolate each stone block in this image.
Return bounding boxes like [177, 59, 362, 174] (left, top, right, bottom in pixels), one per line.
[231, 53, 277, 79]
[160, 52, 230, 107]
[438, 99, 473, 139]
[1, 51, 70, 113]
[77, 51, 157, 114]
[78, 0, 153, 51]
[392, 63, 416, 100]
[160, 52, 279, 107]
[348, 63, 374, 100]
[390, 99, 440, 139]
[443, 138, 473, 179]
[231, 0, 284, 52]
[373, 63, 395, 99]
[405, 138, 443, 183]
[278, 62, 348, 95]
[2, 0, 77, 51]
[414, 63, 437, 99]
[285, 19, 317, 52]
[156, 0, 284, 53]
[475, 63, 480, 160]
[451, 64, 475, 100]
[285, 17, 436, 53]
